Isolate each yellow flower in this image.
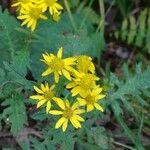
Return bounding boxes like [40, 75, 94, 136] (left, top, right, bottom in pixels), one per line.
[52, 11, 61, 22]
[42, 47, 76, 83]
[49, 98, 85, 132]
[66, 72, 99, 97]
[76, 55, 95, 74]
[11, 0, 33, 10]
[17, 4, 47, 31]
[30, 82, 56, 113]
[38, 0, 63, 15]
[77, 86, 106, 112]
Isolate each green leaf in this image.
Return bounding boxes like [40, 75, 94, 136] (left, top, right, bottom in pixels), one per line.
[110, 64, 150, 106]
[0, 68, 6, 84]
[0, 7, 29, 67]
[61, 133, 75, 150]
[85, 126, 109, 149]
[108, 64, 150, 149]
[146, 10, 150, 53]
[135, 9, 147, 47]
[127, 16, 136, 44]
[121, 18, 128, 41]
[31, 109, 49, 121]
[113, 8, 150, 53]
[2, 93, 27, 135]
[116, 115, 145, 150]
[4, 49, 32, 89]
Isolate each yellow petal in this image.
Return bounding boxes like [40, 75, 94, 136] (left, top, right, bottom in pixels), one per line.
[65, 100, 70, 108]
[50, 84, 55, 90]
[66, 82, 76, 89]
[17, 15, 29, 19]
[55, 3, 63, 10]
[62, 119, 68, 132]
[63, 57, 76, 65]
[92, 87, 102, 95]
[27, 19, 34, 28]
[94, 103, 104, 112]
[31, 20, 37, 31]
[42, 53, 52, 63]
[55, 117, 66, 128]
[45, 82, 49, 91]
[11, 3, 19, 7]
[52, 13, 61, 22]
[73, 115, 84, 122]
[78, 98, 87, 106]
[54, 72, 59, 83]
[97, 94, 106, 100]
[49, 7, 53, 15]
[33, 86, 43, 94]
[71, 102, 79, 110]
[89, 63, 95, 73]
[30, 95, 44, 100]
[40, 83, 45, 91]
[87, 104, 94, 112]
[71, 86, 81, 96]
[42, 68, 53, 76]
[37, 100, 46, 108]
[70, 118, 81, 128]
[21, 18, 30, 26]
[57, 47, 63, 58]
[65, 66, 75, 72]
[53, 97, 65, 110]
[74, 109, 85, 114]
[62, 69, 71, 80]
[49, 110, 63, 115]
[46, 101, 51, 113]
[40, 14, 47, 20]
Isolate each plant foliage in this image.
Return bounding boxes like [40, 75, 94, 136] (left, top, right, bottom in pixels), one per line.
[113, 8, 150, 53]
[2, 93, 27, 135]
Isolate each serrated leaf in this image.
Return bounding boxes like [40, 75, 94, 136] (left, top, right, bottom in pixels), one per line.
[2, 93, 27, 135]
[127, 16, 136, 44]
[135, 9, 147, 47]
[4, 49, 32, 89]
[113, 8, 150, 53]
[61, 133, 75, 150]
[0, 7, 29, 67]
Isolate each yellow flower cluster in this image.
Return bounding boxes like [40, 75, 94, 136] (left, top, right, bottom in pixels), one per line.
[11, 0, 63, 31]
[30, 47, 106, 132]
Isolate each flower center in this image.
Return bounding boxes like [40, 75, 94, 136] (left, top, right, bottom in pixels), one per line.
[20, 0, 30, 4]
[50, 57, 64, 71]
[63, 108, 73, 119]
[44, 91, 54, 100]
[45, 0, 56, 6]
[29, 7, 42, 19]
[85, 95, 95, 105]
[77, 56, 91, 73]
[80, 74, 94, 90]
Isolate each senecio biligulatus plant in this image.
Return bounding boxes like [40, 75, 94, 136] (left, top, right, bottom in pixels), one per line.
[10, 0, 106, 132]
[11, 0, 63, 31]
[30, 48, 106, 132]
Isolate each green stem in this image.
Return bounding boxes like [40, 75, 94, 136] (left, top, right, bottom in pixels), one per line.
[96, 0, 105, 33]
[79, 0, 94, 30]
[112, 141, 136, 150]
[97, 0, 105, 67]
[138, 113, 144, 137]
[96, 0, 115, 32]
[63, 0, 77, 32]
